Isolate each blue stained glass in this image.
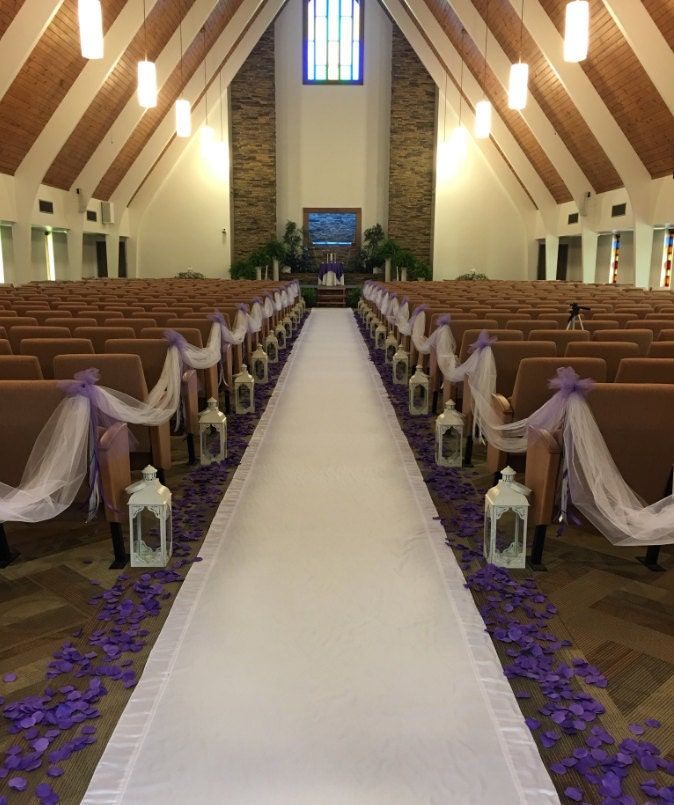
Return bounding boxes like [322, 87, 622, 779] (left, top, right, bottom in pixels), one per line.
[305, 0, 362, 83]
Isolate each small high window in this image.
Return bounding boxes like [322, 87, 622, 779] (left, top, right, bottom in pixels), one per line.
[304, 0, 363, 84]
[660, 228, 673, 289]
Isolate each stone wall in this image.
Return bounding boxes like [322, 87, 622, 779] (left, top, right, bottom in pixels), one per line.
[387, 26, 436, 267]
[230, 27, 277, 262]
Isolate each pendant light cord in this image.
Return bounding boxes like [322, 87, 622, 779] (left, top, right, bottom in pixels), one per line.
[178, 0, 183, 88]
[443, 70, 448, 142]
[458, 28, 465, 126]
[483, 0, 489, 86]
[519, 0, 525, 63]
[219, 70, 224, 139]
[203, 28, 208, 122]
[143, 0, 148, 60]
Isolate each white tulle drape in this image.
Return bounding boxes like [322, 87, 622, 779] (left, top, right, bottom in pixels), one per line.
[0, 285, 301, 526]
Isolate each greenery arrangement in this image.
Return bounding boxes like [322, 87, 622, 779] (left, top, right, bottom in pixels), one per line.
[456, 271, 489, 281]
[175, 269, 205, 279]
[345, 287, 361, 308]
[301, 287, 317, 308]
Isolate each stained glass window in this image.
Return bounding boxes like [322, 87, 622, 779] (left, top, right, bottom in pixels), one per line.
[660, 228, 673, 289]
[609, 232, 620, 285]
[304, 0, 363, 84]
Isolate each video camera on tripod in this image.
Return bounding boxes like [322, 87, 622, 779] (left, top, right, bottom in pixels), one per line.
[567, 302, 591, 330]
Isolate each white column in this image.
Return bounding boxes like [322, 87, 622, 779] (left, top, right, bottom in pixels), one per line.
[67, 225, 84, 281]
[581, 229, 598, 285]
[545, 235, 559, 281]
[634, 220, 654, 289]
[106, 230, 120, 278]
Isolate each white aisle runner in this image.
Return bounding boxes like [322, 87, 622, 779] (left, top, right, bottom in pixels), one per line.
[85, 310, 558, 805]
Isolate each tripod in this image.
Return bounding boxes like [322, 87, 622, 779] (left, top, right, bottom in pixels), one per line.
[566, 303, 590, 331]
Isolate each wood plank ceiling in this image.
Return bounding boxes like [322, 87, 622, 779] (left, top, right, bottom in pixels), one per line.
[0, 0, 671, 206]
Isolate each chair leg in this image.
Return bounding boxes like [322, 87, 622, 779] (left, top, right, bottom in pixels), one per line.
[637, 545, 665, 572]
[157, 468, 167, 486]
[186, 433, 197, 465]
[432, 390, 439, 415]
[108, 522, 129, 570]
[463, 435, 474, 467]
[527, 524, 548, 571]
[0, 524, 19, 568]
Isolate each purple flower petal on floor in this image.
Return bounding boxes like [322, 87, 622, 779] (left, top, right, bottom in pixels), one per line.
[628, 723, 645, 735]
[644, 718, 661, 729]
[47, 766, 64, 777]
[564, 787, 583, 802]
[8, 776, 27, 791]
[2, 673, 17, 683]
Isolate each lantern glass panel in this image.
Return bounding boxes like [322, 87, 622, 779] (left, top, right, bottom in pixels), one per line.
[201, 424, 224, 460]
[394, 356, 408, 383]
[267, 341, 278, 362]
[412, 384, 427, 409]
[131, 505, 171, 566]
[492, 508, 526, 568]
[440, 426, 461, 462]
[237, 384, 252, 410]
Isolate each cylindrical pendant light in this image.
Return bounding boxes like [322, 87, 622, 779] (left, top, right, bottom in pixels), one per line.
[508, 0, 528, 110]
[175, 1, 192, 137]
[78, 0, 104, 60]
[137, 0, 157, 109]
[474, 2, 492, 139]
[450, 29, 468, 162]
[508, 62, 529, 110]
[138, 60, 158, 108]
[564, 0, 589, 62]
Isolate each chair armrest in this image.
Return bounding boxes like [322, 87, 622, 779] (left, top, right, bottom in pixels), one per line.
[492, 394, 513, 415]
[525, 426, 563, 526]
[97, 422, 131, 524]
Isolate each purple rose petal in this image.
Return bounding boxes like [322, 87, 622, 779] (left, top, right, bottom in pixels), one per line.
[2, 673, 17, 683]
[564, 787, 583, 802]
[8, 776, 27, 791]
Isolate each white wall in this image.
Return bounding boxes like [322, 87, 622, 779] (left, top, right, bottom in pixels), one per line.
[275, 0, 391, 235]
[136, 93, 232, 278]
[433, 123, 528, 279]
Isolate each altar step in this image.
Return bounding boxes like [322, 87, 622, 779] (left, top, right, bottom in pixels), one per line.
[316, 286, 346, 307]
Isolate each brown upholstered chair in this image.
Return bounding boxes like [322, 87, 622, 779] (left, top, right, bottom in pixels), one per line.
[505, 320, 560, 337]
[105, 338, 199, 463]
[20, 338, 94, 379]
[658, 329, 674, 342]
[564, 341, 640, 382]
[527, 329, 590, 354]
[9, 325, 71, 354]
[44, 317, 98, 333]
[648, 341, 674, 358]
[54, 354, 172, 478]
[134, 311, 175, 327]
[0, 339, 12, 355]
[72, 326, 136, 353]
[25, 310, 71, 324]
[104, 318, 157, 335]
[0, 380, 131, 568]
[457, 329, 524, 364]
[0, 355, 43, 379]
[525, 384, 674, 571]
[614, 358, 674, 384]
[487, 356, 607, 474]
[626, 320, 674, 341]
[80, 310, 123, 325]
[0, 316, 38, 334]
[592, 329, 653, 355]
[574, 320, 620, 334]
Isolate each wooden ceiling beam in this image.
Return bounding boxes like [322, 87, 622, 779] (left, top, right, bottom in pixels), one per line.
[601, 0, 674, 116]
[71, 0, 220, 200]
[507, 0, 650, 194]
[0, 0, 64, 101]
[120, 0, 283, 211]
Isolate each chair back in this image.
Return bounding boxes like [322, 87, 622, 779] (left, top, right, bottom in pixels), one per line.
[648, 342, 674, 358]
[527, 329, 590, 354]
[458, 329, 523, 363]
[73, 326, 136, 353]
[565, 341, 640, 382]
[0, 355, 43, 379]
[614, 358, 674, 385]
[491, 341, 557, 397]
[9, 326, 71, 353]
[20, 338, 94, 379]
[592, 329, 653, 355]
[104, 339, 169, 389]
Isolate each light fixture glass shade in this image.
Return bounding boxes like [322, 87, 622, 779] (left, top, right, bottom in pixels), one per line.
[137, 60, 158, 109]
[508, 62, 529, 110]
[563, 0, 589, 62]
[78, 0, 104, 60]
[449, 125, 469, 161]
[474, 100, 492, 139]
[201, 125, 215, 155]
[175, 98, 192, 138]
[211, 140, 229, 178]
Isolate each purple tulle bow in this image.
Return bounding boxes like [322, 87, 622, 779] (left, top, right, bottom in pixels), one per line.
[436, 314, 451, 327]
[208, 310, 226, 326]
[163, 329, 188, 352]
[548, 366, 595, 399]
[469, 330, 497, 353]
[409, 304, 429, 326]
[58, 368, 101, 399]
[251, 297, 262, 306]
[236, 303, 249, 313]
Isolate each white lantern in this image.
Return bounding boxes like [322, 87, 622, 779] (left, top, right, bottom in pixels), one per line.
[484, 466, 530, 569]
[234, 364, 255, 414]
[251, 342, 269, 384]
[392, 344, 410, 385]
[384, 332, 398, 364]
[290, 306, 300, 327]
[127, 466, 172, 568]
[265, 330, 279, 363]
[374, 322, 387, 350]
[435, 400, 464, 467]
[199, 398, 227, 465]
[275, 321, 287, 350]
[282, 314, 293, 338]
[408, 364, 430, 416]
